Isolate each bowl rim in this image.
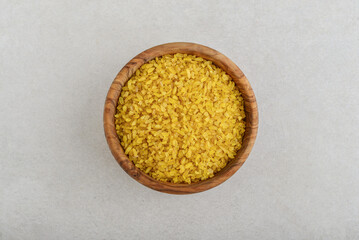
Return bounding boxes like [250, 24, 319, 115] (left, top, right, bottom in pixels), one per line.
[103, 42, 258, 194]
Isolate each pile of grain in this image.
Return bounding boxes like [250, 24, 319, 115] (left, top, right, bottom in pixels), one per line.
[115, 54, 245, 184]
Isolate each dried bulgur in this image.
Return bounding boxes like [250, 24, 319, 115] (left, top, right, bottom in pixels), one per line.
[115, 54, 245, 184]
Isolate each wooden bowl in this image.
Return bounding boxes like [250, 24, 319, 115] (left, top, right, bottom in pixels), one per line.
[104, 42, 258, 194]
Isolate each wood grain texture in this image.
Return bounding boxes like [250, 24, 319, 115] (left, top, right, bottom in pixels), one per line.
[104, 42, 258, 194]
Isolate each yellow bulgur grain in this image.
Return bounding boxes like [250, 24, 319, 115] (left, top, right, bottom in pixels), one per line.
[115, 54, 246, 184]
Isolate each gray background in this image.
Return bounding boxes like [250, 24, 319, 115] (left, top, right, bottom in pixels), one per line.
[1, 1, 359, 239]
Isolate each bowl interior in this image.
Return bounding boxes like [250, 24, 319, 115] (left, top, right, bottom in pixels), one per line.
[104, 42, 258, 194]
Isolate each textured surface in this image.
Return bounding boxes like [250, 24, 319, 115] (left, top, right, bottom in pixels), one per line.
[1, 0, 359, 239]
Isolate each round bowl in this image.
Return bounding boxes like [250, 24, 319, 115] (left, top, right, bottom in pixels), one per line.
[104, 42, 258, 194]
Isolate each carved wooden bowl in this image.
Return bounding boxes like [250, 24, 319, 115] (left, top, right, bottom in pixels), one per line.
[104, 42, 258, 194]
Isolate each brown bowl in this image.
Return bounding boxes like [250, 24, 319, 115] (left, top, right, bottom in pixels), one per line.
[104, 42, 258, 194]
